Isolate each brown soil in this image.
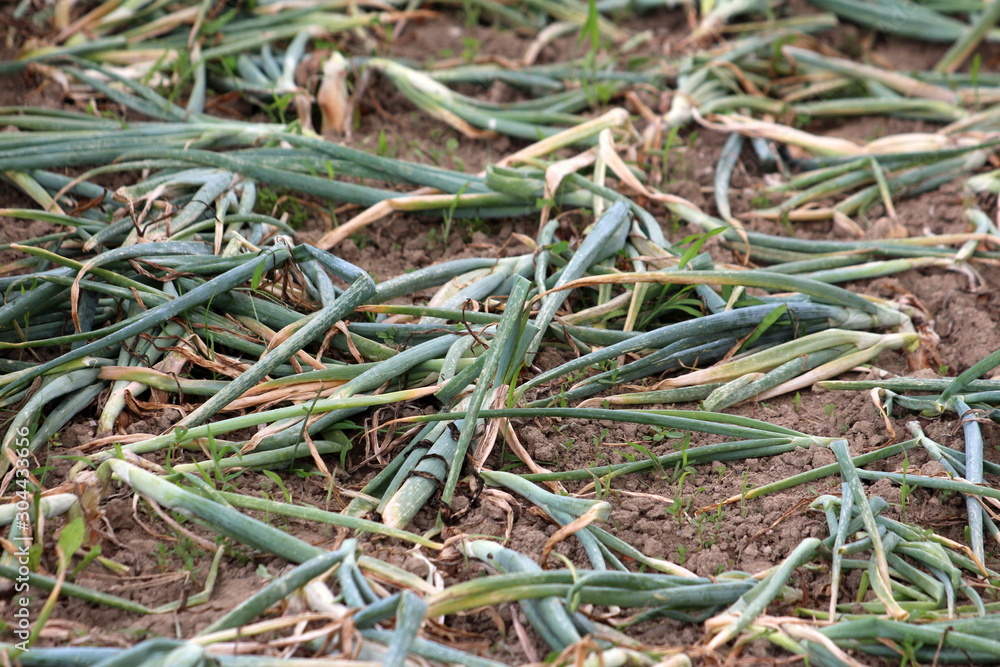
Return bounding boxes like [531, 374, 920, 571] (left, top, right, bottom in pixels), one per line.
[1, 6, 999, 667]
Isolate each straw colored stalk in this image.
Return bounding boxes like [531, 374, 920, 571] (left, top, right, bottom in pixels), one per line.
[733, 333, 917, 401]
[782, 46, 959, 103]
[235, 316, 327, 372]
[690, 0, 770, 44]
[646, 330, 909, 389]
[497, 108, 631, 169]
[697, 112, 991, 158]
[98, 358, 358, 412]
[315, 186, 439, 250]
[318, 51, 351, 136]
